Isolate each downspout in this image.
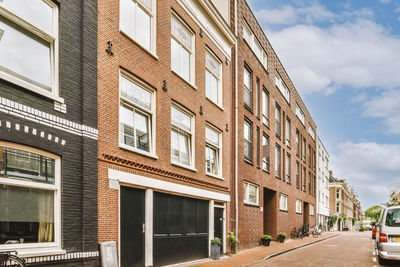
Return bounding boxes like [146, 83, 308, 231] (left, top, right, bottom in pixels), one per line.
[234, 0, 239, 253]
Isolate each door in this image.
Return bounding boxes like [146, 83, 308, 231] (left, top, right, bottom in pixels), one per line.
[303, 202, 309, 225]
[263, 188, 277, 237]
[120, 186, 145, 267]
[214, 207, 224, 253]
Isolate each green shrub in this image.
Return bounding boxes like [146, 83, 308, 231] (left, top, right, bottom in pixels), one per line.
[278, 232, 287, 238]
[228, 231, 239, 247]
[261, 235, 272, 240]
[211, 238, 221, 246]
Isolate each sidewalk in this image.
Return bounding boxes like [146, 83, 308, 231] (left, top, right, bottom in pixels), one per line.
[188, 232, 341, 267]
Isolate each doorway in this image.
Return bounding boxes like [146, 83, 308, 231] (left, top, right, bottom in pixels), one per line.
[214, 207, 224, 253]
[303, 202, 309, 225]
[263, 188, 277, 237]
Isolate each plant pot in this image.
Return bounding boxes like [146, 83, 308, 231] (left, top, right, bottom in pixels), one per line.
[261, 239, 271, 246]
[211, 243, 221, 260]
[277, 236, 286, 243]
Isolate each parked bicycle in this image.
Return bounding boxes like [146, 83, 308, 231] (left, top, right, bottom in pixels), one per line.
[291, 225, 303, 239]
[310, 225, 322, 238]
[291, 223, 310, 239]
[0, 251, 26, 267]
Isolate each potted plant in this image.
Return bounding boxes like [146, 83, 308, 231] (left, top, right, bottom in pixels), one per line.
[210, 238, 221, 260]
[277, 232, 287, 243]
[261, 235, 272, 246]
[228, 231, 239, 254]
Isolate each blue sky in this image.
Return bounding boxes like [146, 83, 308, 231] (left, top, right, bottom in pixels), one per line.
[247, 0, 400, 210]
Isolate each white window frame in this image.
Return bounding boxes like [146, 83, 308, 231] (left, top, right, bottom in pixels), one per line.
[244, 118, 252, 161]
[243, 181, 259, 206]
[279, 193, 288, 211]
[262, 133, 269, 172]
[274, 72, 290, 103]
[171, 12, 195, 85]
[310, 204, 314, 216]
[285, 153, 291, 183]
[285, 117, 291, 147]
[275, 104, 281, 137]
[205, 124, 222, 179]
[119, 70, 157, 158]
[0, 0, 61, 102]
[171, 103, 195, 170]
[242, 20, 267, 70]
[0, 141, 62, 255]
[119, 0, 157, 55]
[308, 124, 315, 140]
[262, 88, 269, 126]
[243, 66, 252, 109]
[205, 49, 222, 107]
[296, 104, 305, 125]
[296, 199, 302, 214]
[275, 144, 281, 178]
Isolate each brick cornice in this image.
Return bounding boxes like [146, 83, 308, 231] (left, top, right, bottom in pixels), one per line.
[100, 154, 229, 192]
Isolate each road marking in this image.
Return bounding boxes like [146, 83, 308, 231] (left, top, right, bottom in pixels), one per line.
[372, 257, 376, 262]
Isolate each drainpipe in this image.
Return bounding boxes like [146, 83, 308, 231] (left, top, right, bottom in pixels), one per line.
[234, 0, 239, 254]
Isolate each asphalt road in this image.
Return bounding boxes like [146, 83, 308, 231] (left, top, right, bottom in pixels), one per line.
[250, 231, 398, 267]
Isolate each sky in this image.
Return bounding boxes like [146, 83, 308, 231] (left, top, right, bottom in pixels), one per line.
[247, 0, 400, 210]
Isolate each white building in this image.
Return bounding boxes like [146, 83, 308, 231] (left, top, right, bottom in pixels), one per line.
[316, 136, 330, 230]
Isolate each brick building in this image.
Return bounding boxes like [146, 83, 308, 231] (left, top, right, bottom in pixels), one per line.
[97, 0, 235, 266]
[0, 0, 98, 266]
[232, 0, 317, 249]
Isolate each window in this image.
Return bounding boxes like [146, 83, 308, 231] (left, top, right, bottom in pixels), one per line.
[0, 142, 60, 250]
[171, 104, 194, 167]
[0, 0, 59, 100]
[171, 13, 194, 83]
[256, 127, 260, 168]
[244, 119, 253, 161]
[296, 104, 305, 125]
[242, 21, 267, 69]
[243, 65, 252, 109]
[285, 117, 291, 147]
[308, 144, 311, 167]
[262, 134, 270, 172]
[308, 172, 311, 194]
[296, 161, 300, 188]
[296, 130, 299, 156]
[120, 0, 155, 52]
[302, 138, 306, 162]
[244, 182, 259, 205]
[275, 144, 281, 178]
[205, 126, 221, 177]
[285, 153, 291, 183]
[275, 104, 281, 137]
[205, 50, 222, 105]
[336, 202, 340, 213]
[279, 194, 288, 211]
[310, 204, 314, 216]
[275, 73, 290, 103]
[262, 88, 269, 126]
[255, 78, 260, 117]
[308, 125, 315, 140]
[302, 166, 306, 191]
[296, 199, 302, 214]
[119, 72, 155, 155]
[336, 188, 340, 199]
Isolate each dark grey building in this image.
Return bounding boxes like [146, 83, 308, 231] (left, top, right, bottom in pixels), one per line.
[0, 0, 98, 266]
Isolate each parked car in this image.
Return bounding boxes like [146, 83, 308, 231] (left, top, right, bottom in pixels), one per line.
[372, 226, 377, 239]
[376, 206, 400, 265]
[362, 220, 373, 230]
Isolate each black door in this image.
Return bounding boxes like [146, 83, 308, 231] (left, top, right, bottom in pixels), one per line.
[121, 186, 145, 267]
[214, 207, 223, 253]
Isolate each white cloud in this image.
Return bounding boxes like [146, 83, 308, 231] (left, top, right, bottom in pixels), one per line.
[331, 142, 400, 208]
[379, 0, 391, 4]
[362, 90, 400, 134]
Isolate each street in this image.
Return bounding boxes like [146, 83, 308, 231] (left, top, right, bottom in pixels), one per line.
[250, 231, 398, 267]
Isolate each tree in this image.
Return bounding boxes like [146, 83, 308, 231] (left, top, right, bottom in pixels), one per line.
[364, 205, 383, 221]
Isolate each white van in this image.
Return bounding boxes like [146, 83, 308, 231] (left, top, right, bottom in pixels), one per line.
[376, 206, 400, 265]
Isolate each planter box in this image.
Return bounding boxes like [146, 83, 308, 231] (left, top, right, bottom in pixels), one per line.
[261, 239, 271, 246]
[277, 236, 286, 243]
[211, 244, 221, 260]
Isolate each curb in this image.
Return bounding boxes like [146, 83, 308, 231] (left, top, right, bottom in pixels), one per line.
[242, 233, 342, 267]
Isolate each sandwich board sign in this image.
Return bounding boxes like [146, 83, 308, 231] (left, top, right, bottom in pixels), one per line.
[99, 241, 118, 267]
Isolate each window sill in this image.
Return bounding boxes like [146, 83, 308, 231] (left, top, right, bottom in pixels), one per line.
[244, 202, 259, 207]
[262, 169, 270, 174]
[171, 161, 197, 172]
[244, 158, 253, 165]
[296, 212, 302, 215]
[119, 143, 158, 159]
[279, 209, 288, 212]
[171, 70, 197, 90]
[206, 97, 224, 111]
[120, 30, 159, 60]
[206, 172, 224, 180]
[0, 247, 66, 258]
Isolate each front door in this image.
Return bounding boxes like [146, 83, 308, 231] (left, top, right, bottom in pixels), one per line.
[120, 186, 145, 267]
[214, 207, 224, 253]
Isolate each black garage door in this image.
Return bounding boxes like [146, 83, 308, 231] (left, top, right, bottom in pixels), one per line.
[153, 192, 209, 266]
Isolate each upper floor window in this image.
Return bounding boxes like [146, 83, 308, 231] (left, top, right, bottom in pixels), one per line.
[244, 181, 259, 205]
[119, 72, 155, 155]
[243, 65, 252, 110]
[302, 166, 306, 191]
[285, 117, 291, 147]
[262, 88, 269, 126]
[275, 144, 281, 178]
[120, 0, 156, 52]
[310, 204, 314, 216]
[275, 73, 290, 103]
[295, 130, 300, 156]
[285, 153, 291, 184]
[296, 104, 305, 125]
[0, 0, 59, 101]
[171, 13, 194, 83]
[275, 104, 281, 138]
[308, 124, 315, 140]
[279, 193, 288, 211]
[242, 21, 267, 69]
[244, 118, 253, 162]
[0, 142, 61, 251]
[262, 133, 270, 172]
[205, 50, 222, 106]
[296, 199, 302, 214]
[336, 188, 340, 199]
[296, 161, 300, 188]
[171, 104, 194, 168]
[205, 125, 222, 177]
[336, 202, 340, 213]
[302, 137, 306, 162]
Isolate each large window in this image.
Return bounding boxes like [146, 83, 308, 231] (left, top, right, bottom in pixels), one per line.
[279, 194, 288, 211]
[205, 50, 222, 106]
[262, 133, 270, 172]
[385, 208, 400, 227]
[244, 182, 259, 205]
[285, 117, 291, 147]
[205, 125, 221, 177]
[275, 144, 281, 178]
[171, 13, 194, 83]
[0, 143, 60, 250]
[308, 125, 315, 140]
[0, 0, 59, 100]
[119, 71, 155, 155]
[296, 199, 302, 214]
[120, 0, 155, 52]
[285, 153, 291, 184]
[302, 138, 306, 162]
[302, 166, 306, 191]
[262, 89, 269, 126]
[296, 104, 305, 125]
[296, 130, 300, 156]
[275, 104, 281, 137]
[275, 73, 290, 103]
[242, 21, 267, 69]
[310, 204, 314, 216]
[296, 161, 300, 188]
[243, 66, 252, 110]
[244, 119, 253, 162]
[171, 104, 194, 168]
